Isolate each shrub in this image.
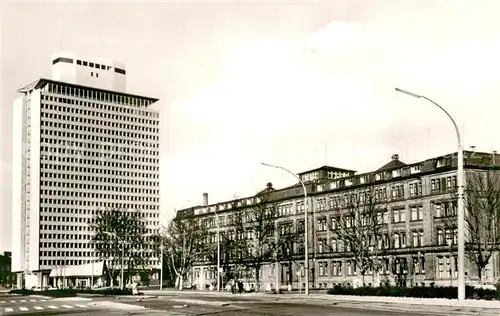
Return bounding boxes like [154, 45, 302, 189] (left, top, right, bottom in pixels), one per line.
[327, 285, 500, 300]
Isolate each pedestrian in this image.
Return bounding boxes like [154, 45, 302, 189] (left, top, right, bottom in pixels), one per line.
[238, 281, 243, 294]
[231, 279, 236, 294]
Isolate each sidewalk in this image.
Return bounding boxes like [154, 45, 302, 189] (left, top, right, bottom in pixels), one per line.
[143, 289, 500, 311]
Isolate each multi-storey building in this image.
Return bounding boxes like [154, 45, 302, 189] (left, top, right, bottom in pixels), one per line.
[178, 152, 500, 290]
[11, 52, 161, 289]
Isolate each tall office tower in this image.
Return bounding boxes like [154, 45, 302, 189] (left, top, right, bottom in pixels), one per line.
[11, 52, 160, 289]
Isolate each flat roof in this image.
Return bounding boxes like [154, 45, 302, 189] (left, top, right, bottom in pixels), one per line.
[17, 78, 159, 103]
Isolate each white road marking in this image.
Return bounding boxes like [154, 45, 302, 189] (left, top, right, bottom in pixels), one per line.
[5, 307, 14, 312]
[9, 300, 15, 303]
[61, 305, 74, 308]
[19, 307, 29, 311]
[20, 300, 26, 302]
[29, 299, 36, 302]
[34, 306, 44, 310]
[75, 304, 87, 307]
[0, 301, 5, 303]
[47, 305, 59, 309]
[40, 299, 47, 302]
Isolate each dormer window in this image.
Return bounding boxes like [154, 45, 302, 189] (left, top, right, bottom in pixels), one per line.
[376, 173, 383, 181]
[330, 182, 338, 189]
[436, 159, 446, 168]
[346, 179, 353, 186]
[392, 169, 401, 178]
[411, 165, 421, 174]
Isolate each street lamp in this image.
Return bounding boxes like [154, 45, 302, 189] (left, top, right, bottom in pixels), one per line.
[395, 88, 465, 301]
[211, 208, 221, 292]
[158, 224, 169, 291]
[261, 162, 309, 295]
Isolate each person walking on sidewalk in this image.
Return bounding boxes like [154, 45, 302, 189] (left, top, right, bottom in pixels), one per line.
[230, 279, 236, 294]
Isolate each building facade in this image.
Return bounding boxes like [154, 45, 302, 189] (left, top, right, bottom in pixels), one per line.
[178, 152, 500, 290]
[11, 53, 161, 289]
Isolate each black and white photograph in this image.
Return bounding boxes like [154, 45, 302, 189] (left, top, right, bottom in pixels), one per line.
[1, 1, 500, 315]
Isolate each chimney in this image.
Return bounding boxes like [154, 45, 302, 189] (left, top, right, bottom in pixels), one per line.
[266, 182, 273, 189]
[391, 154, 399, 161]
[202, 193, 208, 206]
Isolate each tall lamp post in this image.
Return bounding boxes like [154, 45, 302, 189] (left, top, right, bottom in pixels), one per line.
[158, 225, 168, 291]
[395, 88, 465, 301]
[262, 162, 309, 295]
[209, 209, 221, 292]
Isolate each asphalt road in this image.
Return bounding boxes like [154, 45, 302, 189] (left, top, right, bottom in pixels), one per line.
[0, 293, 152, 316]
[119, 295, 447, 316]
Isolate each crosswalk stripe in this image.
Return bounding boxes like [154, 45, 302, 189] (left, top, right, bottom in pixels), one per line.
[75, 304, 87, 307]
[20, 300, 26, 302]
[47, 305, 59, 309]
[61, 305, 74, 308]
[34, 306, 44, 310]
[19, 307, 29, 311]
[29, 299, 36, 302]
[0, 301, 5, 303]
[9, 300, 15, 303]
[40, 299, 47, 302]
[5, 307, 14, 312]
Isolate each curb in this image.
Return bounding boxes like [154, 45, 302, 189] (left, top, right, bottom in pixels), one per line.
[52, 297, 93, 302]
[90, 301, 147, 310]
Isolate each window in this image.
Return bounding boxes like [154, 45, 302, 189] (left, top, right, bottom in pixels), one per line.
[409, 181, 423, 197]
[332, 261, 342, 276]
[331, 239, 338, 252]
[434, 201, 457, 218]
[410, 205, 423, 221]
[317, 238, 327, 253]
[347, 261, 356, 275]
[412, 230, 424, 247]
[331, 217, 337, 230]
[393, 208, 405, 223]
[394, 232, 406, 248]
[316, 198, 327, 211]
[317, 218, 327, 231]
[319, 262, 328, 276]
[437, 228, 445, 245]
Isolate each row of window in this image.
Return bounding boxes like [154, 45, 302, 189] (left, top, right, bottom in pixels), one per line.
[41, 194, 159, 203]
[41, 188, 158, 195]
[39, 259, 159, 267]
[44, 84, 155, 109]
[41, 120, 157, 142]
[41, 138, 158, 152]
[40, 169, 159, 180]
[41, 110, 157, 134]
[41, 151, 158, 165]
[41, 98, 159, 124]
[40, 204, 159, 212]
[41, 179, 158, 188]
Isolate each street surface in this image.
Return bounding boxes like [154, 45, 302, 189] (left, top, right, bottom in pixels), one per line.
[0, 293, 149, 316]
[2, 291, 499, 315]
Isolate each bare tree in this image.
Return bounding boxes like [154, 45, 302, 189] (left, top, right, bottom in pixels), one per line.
[275, 221, 302, 288]
[91, 209, 148, 287]
[330, 187, 389, 286]
[232, 192, 281, 291]
[162, 213, 210, 290]
[446, 170, 500, 281]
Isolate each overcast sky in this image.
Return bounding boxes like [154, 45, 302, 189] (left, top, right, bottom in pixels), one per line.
[1, 0, 500, 252]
